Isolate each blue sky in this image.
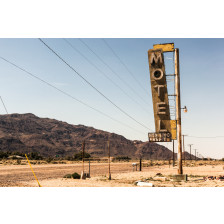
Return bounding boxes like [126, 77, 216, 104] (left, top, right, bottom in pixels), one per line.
[0, 38, 223, 159]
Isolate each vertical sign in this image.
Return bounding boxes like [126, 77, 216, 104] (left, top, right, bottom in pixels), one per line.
[148, 49, 171, 141]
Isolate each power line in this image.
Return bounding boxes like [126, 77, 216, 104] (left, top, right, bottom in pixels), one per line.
[187, 135, 224, 139]
[0, 56, 146, 134]
[0, 96, 8, 114]
[39, 38, 151, 131]
[63, 38, 152, 115]
[78, 38, 151, 107]
[102, 38, 150, 96]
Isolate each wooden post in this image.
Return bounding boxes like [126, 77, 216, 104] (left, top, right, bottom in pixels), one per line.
[108, 140, 111, 180]
[81, 141, 85, 179]
[89, 158, 91, 178]
[175, 48, 183, 175]
[139, 158, 142, 171]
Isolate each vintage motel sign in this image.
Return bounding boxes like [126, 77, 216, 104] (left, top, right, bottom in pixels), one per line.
[148, 48, 172, 142]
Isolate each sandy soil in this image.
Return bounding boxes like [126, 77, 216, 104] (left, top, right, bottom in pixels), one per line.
[1, 161, 224, 187]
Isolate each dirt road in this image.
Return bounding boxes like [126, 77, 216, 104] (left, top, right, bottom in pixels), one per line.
[1, 161, 224, 187]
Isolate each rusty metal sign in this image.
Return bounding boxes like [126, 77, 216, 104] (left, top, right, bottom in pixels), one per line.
[170, 120, 177, 140]
[153, 43, 174, 52]
[148, 132, 172, 142]
[148, 48, 171, 142]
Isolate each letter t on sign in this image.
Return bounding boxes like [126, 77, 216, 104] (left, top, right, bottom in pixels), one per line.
[154, 85, 165, 97]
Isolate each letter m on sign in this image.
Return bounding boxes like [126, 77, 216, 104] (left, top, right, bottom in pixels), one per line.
[150, 52, 163, 65]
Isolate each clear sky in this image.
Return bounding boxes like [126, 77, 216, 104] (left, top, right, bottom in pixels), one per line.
[0, 38, 223, 159]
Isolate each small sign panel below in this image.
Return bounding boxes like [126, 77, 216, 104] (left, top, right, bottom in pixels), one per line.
[148, 132, 172, 142]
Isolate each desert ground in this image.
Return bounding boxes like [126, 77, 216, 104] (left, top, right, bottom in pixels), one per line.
[0, 160, 224, 187]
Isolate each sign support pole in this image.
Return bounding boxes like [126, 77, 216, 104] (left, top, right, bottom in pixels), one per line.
[175, 48, 183, 175]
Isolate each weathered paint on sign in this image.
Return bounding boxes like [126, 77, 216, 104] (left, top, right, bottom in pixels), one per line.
[170, 120, 177, 140]
[148, 49, 171, 140]
[153, 43, 174, 52]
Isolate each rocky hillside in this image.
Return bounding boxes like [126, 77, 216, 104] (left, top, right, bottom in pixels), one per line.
[0, 113, 192, 159]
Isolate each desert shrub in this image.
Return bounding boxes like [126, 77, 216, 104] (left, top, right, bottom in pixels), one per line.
[46, 157, 53, 163]
[115, 156, 131, 161]
[156, 173, 163, 177]
[0, 151, 10, 159]
[27, 152, 43, 160]
[73, 151, 91, 161]
[64, 174, 72, 178]
[63, 172, 80, 179]
[72, 172, 81, 179]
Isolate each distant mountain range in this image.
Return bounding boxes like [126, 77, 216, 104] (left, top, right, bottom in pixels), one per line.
[0, 113, 194, 159]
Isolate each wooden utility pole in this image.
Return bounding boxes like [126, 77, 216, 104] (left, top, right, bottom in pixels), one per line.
[89, 158, 91, 178]
[175, 48, 183, 174]
[189, 144, 193, 160]
[82, 141, 85, 175]
[194, 149, 197, 161]
[182, 134, 187, 164]
[108, 140, 111, 180]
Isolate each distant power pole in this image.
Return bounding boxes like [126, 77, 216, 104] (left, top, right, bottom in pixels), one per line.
[194, 149, 197, 161]
[89, 158, 91, 178]
[182, 134, 187, 164]
[108, 140, 111, 180]
[188, 144, 193, 160]
[82, 141, 85, 174]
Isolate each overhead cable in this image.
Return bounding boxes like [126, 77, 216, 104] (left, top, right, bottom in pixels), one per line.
[0, 56, 146, 134]
[39, 38, 151, 131]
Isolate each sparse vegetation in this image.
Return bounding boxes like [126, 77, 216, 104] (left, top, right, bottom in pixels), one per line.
[115, 156, 131, 161]
[64, 172, 80, 179]
[27, 152, 43, 160]
[73, 151, 91, 161]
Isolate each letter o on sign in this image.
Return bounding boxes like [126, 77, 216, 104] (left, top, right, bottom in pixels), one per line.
[152, 69, 163, 80]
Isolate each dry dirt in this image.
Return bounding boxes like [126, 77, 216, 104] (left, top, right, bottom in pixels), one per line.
[1, 160, 224, 187]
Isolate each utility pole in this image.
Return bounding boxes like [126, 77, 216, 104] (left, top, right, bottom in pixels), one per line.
[182, 134, 187, 164]
[194, 149, 197, 161]
[175, 48, 183, 175]
[81, 141, 85, 179]
[89, 158, 91, 178]
[172, 139, 175, 167]
[188, 144, 193, 160]
[108, 140, 111, 180]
